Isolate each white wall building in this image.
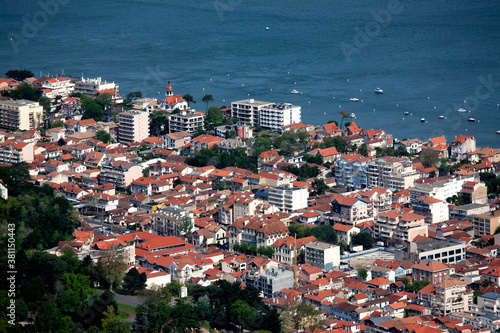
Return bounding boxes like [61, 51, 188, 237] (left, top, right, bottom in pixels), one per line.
[268, 183, 308, 212]
[119, 111, 150, 143]
[74, 77, 118, 96]
[259, 103, 301, 130]
[231, 99, 273, 127]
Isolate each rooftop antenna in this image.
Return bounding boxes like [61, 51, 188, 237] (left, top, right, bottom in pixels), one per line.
[62, 68, 64, 75]
[293, 234, 298, 290]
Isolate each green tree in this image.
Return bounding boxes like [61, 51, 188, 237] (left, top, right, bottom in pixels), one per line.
[81, 95, 104, 121]
[126, 91, 142, 100]
[327, 120, 338, 125]
[50, 119, 65, 128]
[230, 300, 259, 330]
[96, 130, 112, 143]
[253, 136, 272, 156]
[311, 179, 329, 196]
[193, 294, 212, 320]
[5, 69, 35, 81]
[358, 267, 368, 280]
[282, 300, 322, 330]
[310, 225, 337, 244]
[95, 92, 113, 109]
[180, 216, 193, 235]
[149, 111, 169, 136]
[34, 301, 72, 333]
[102, 305, 130, 333]
[182, 94, 196, 106]
[38, 96, 52, 112]
[419, 149, 440, 168]
[202, 94, 214, 112]
[351, 232, 375, 249]
[8, 83, 42, 101]
[96, 248, 127, 289]
[206, 106, 223, 125]
[288, 223, 310, 239]
[123, 267, 147, 295]
[339, 110, 350, 130]
[358, 143, 368, 157]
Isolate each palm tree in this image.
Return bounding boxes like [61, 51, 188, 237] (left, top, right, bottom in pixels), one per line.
[202, 94, 214, 112]
[339, 110, 350, 132]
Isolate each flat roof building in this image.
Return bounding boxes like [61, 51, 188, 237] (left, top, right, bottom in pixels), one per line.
[0, 99, 43, 130]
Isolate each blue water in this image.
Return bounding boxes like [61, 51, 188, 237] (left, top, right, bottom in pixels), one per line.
[1, 0, 500, 146]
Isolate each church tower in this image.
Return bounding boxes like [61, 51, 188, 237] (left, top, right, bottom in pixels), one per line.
[165, 81, 173, 97]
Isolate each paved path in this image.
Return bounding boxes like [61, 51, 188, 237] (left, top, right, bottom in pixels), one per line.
[118, 307, 136, 323]
[114, 292, 144, 307]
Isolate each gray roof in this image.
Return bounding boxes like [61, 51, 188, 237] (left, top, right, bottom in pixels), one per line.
[480, 314, 500, 321]
[481, 292, 500, 300]
[369, 316, 393, 325]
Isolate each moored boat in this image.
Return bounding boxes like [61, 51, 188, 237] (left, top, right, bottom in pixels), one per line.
[374, 88, 384, 94]
[468, 117, 475, 122]
[458, 108, 466, 113]
[290, 89, 299, 94]
[349, 98, 359, 102]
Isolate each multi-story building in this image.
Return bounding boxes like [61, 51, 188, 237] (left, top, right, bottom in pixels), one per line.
[119, 111, 150, 143]
[412, 260, 451, 284]
[100, 161, 143, 189]
[461, 181, 488, 204]
[409, 175, 475, 201]
[272, 236, 317, 265]
[330, 195, 373, 226]
[268, 183, 308, 212]
[259, 103, 301, 130]
[0, 140, 34, 163]
[334, 154, 372, 190]
[74, 77, 118, 96]
[304, 241, 340, 271]
[169, 111, 204, 135]
[190, 134, 225, 155]
[231, 99, 273, 127]
[252, 265, 294, 298]
[450, 203, 490, 221]
[420, 278, 471, 316]
[356, 187, 392, 216]
[396, 238, 466, 264]
[162, 131, 191, 150]
[473, 292, 500, 317]
[151, 206, 194, 237]
[227, 217, 289, 249]
[0, 99, 43, 130]
[39, 77, 75, 99]
[450, 135, 476, 161]
[367, 156, 419, 192]
[471, 211, 500, 237]
[374, 209, 427, 245]
[411, 196, 449, 224]
[158, 82, 188, 111]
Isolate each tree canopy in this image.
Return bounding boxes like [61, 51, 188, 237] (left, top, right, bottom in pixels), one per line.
[5, 69, 34, 81]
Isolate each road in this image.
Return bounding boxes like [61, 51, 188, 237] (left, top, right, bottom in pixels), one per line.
[82, 216, 130, 235]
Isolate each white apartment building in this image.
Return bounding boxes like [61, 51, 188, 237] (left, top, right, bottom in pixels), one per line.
[259, 103, 301, 130]
[411, 196, 450, 224]
[0, 99, 43, 130]
[473, 293, 500, 317]
[169, 111, 204, 135]
[74, 77, 118, 96]
[151, 206, 194, 237]
[374, 209, 427, 245]
[40, 77, 75, 98]
[119, 111, 150, 143]
[231, 99, 273, 127]
[409, 175, 475, 201]
[268, 183, 308, 212]
[367, 156, 419, 192]
[334, 154, 371, 190]
[304, 241, 340, 271]
[0, 140, 34, 164]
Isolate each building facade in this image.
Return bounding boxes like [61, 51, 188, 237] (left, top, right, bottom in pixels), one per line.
[0, 99, 43, 130]
[169, 111, 204, 135]
[268, 184, 308, 212]
[119, 111, 150, 143]
[259, 103, 301, 130]
[231, 99, 273, 127]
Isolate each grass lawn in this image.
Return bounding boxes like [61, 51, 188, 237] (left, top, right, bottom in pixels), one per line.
[117, 303, 137, 314]
[118, 311, 129, 320]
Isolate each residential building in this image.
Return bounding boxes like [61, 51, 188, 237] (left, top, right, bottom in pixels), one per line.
[38, 77, 75, 98]
[330, 195, 373, 226]
[252, 265, 294, 298]
[151, 206, 194, 237]
[356, 187, 392, 216]
[471, 211, 500, 236]
[0, 99, 43, 130]
[231, 99, 273, 127]
[396, 238, 466, 264]
[450, 203, 490, 221]
[0, 140, 34, 163]
[374, 209, 427, 245]
[394, 138, 424, 154]
[119, 111, 150, 143]
[450, 135, 476, 161]
[227, 217, 289, 249]
[272, 236, 317, 265]
[367, 156, 419, 192]
[461, 181, 488, 204]
[409, 175, 475, 201]
[158, 82, 188, 111]
[411, 196, 449, 224]
[304, 241, 340, 271]
[334, 154, 372, 190]
[74, 77, 118, 96]
[268, 183, 308, 212]
[100, 161, 143, 188]
[259, 103, 301, 130]
[190, 134, 225, 155]
[472, 292, 500, 317]
[169, 111, 204, 135]
[162, 131, 191, 150]
[412, 260, 451, 284]
[333, 224, 360, 245]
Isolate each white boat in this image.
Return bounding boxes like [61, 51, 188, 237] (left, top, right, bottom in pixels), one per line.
[438, 115, 445, 119]
[265, 27, 269, 30]
[458, 108, 466, 113]
[497, 130, 500, 134]
[404, 112, 409, 115]
[350, 113, 356, 118]
[349, 98, 359, 102]
[374, 88, 384, 94]
[421, 118, 425, 122]
[468, 117, 475, 122]
[290, 89, 299, 94]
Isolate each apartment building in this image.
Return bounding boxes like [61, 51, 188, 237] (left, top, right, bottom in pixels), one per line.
[253, 265, 294, 298]
[74, 77, 118, 96]
[398, 238, 466, 264]
[259, 103, 301, 130]
[412, 260, 451, 284]
[39, 77, 75, 98]
[0, 99, 43, 130]
[409, 175, 475, 201]
[231, 99, 273, 127]
[227, 217, 289, 249]
[420, 279, 471, 316]
[268, 183, 308, 212]
[472, 211, 500, 237]
[304, 241, 340, 271]
[162, 131, 191, 150]
[473, 292, 500, 317]
[374, 209, 427, 245]
[169, 111, 204, 135]
[450, 203, 490, 221]
[411, 196, 449, 224]
[190, 134, 225, 155]
[119, 111, 150, 143]
[356, 187, 392, 216]
[334, 154, 372, 190]
[0, 140, 34, 164]
[100, 161, 143, 188]
[330, 195, 373, 226]
[367, 156, 419, 192]
[151, 206, 194, 237]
